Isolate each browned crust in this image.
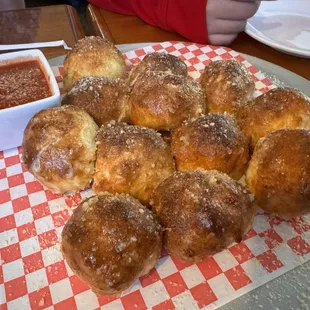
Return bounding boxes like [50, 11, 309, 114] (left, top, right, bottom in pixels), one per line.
[237, 88, 310, 149]
[151, 170, 255, 262]
[129, 52, 188, 86]
[22, 105, 98, 193]
[62, 76, 131, 126]
[93, 122, 175, 204]
[63, 36, 127, 91]
[61, 193, 162, 295]
[171, 114, 249, 180]
[200, 59, 255, 115]
[246, 129, 310, 217]
[129, 71, 206, 130]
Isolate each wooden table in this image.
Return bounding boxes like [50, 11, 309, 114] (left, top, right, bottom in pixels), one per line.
[0, 5, 84, 59]
[87, 4, 310, 80]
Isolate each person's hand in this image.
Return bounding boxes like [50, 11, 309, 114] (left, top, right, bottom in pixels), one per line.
[206, 0, 261, 45]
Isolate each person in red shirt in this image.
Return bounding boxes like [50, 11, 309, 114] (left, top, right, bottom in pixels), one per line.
[88, 0, 261, 45]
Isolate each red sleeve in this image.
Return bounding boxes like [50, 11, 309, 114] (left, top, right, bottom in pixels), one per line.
[88, 0, 209, 44]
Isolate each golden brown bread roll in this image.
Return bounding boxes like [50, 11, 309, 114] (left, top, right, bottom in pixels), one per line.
[62, 76, 130, 126]
[200, 59, 255, 115]
[237, 88, 310, 149]
[171, 113, 249, 180]
[129, 52, 187, 86]
[61, 193, 162, 296]
[246, 129, 310, 217]
[151, 170, 255, 262]
[22, 105, 98, 193]
[129, 71, 205, 131]
[63, 36, 127, 91]
[93, 121, 175, 204]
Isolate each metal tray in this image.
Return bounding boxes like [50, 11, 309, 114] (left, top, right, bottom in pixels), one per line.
[48, 43, 310, 310]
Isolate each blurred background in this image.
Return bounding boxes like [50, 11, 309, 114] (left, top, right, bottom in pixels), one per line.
[1, 0, 89, 33]
[26, 0, 86, 8]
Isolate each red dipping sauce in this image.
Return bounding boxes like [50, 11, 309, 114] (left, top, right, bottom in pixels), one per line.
[0, 59, 52, 110]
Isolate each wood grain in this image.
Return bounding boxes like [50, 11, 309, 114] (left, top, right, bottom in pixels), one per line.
[86, 5, 185, 44]
[0, 5, 85, 59]
[87, 4, 309, 80]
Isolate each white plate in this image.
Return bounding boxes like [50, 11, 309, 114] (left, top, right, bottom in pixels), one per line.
[246, 0, 310, 58]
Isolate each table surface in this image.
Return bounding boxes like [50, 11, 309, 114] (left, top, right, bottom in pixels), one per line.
[87, 4, 310, 81]
[0, 5, 84, 59]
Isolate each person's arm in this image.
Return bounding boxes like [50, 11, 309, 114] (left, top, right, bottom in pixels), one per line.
[88, 0, 260, 45]
[88, 0, 209, 44]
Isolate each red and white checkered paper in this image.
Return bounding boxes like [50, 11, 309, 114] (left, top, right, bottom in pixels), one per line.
[0, 42, 310, 310]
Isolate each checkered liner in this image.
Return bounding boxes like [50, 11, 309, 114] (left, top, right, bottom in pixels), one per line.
[0, 42, 309, 310]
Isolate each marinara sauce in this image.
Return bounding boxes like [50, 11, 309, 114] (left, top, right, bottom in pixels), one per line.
[0, 59, 52, 110]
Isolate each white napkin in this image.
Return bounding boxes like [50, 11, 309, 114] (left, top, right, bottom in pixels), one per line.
[0, 40, 72, 51]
